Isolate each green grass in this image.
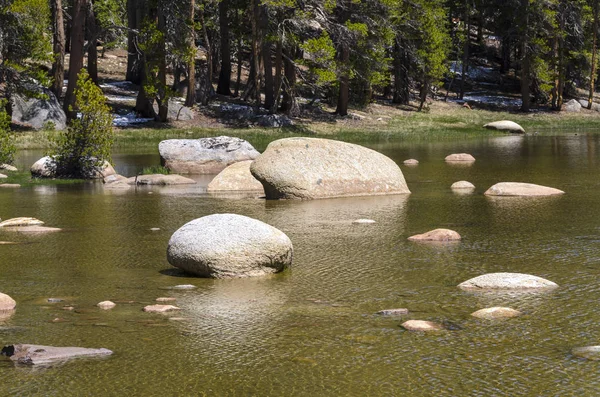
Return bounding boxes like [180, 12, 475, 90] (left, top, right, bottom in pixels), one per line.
[1, 170, 86, 187]
[141, 165, 170, 175]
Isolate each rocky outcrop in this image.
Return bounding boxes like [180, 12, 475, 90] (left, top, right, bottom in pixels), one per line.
[126, 174, 197, 185]
[11, 87, 67, 130]
[484, 182, 564, 196]
[458, 273, 558, 291]
[408, 229, 461, 242]
[451, 181, 475, 190]
[31, 156, 116, 179]
[250, 138, 411, 200]
[445, 153, 476, 162]
[572, 346, 600, 360]
[1, 344, 112, 365]
[143, 305, 181, 313]
[483, 120, 525, 133]
[403, 159, 419, 165]
[0, 293, 16, 311]
[207, 160, 264, 192]
[159, 136, 260, 174]
[401, 320, 444, 331]
[563, 99, 582, 112]
[167, 214, 293, 278]
[471, 307, 522, 319]
[154, 99, 194, 121]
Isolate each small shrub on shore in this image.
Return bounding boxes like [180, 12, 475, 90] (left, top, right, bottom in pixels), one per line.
[0, 100, 16, 165]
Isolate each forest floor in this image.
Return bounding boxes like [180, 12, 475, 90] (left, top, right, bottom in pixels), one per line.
[14, 48, 600, 150]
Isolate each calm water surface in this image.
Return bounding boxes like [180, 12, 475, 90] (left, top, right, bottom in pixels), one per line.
[1, 134, 600, 396]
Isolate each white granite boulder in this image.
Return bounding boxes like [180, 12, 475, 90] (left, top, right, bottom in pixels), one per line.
[408, 228, 461, 242]
[458, 273, 558, 291]
[484, 182, 564, 196]
[445, 153, 476, 162]
[483, 120, 525, 133]
[31, 156, 116, 179]
[207, 160, 264, 192]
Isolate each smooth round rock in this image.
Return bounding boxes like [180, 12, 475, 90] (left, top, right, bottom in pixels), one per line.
[471, 307, 522, 319]
[458, 273, 558, 291]
[401, 320, 444, 332]
[408, 228, 461, 242]
[445, 153, 476, 162]
[572, 346, 600, 360]
[143, 305, 181, 313]
[484, 182, 564, 196]
[250, 137, 411, 199]
[0, 218, 44, 228]
[403, 159, 419, 165]
[483, 120, 525, 133]
[376, 308, 409, 316]
[451, 181, 475, 190]
[207, 160, 264, 192]
[352, 219, 376, 224]
[97, 301, 116, 310]
[0, 293, 16, 311]
[167, 214, 293, 278]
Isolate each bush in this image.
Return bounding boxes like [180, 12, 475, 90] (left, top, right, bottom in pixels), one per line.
[142, 165, 170, 175]
[50, 69, 113, 178]
[0, 101, 16, 165]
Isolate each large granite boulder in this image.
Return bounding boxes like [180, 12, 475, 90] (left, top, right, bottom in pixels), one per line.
[207, 160, 264, 192]
[484, 182, 564, 196]
[250, 137, 411, 200]
[154, 99, 194, 121]
[167, 214, 293, 278]
[31, 156, 116, 179]
[0, 293, 16, 311]
[159, 136, 260, 174]
[126, 174, 197, 185]
[563, 99, 582, 112]
[11, 88, 67, 130]
[483, 120, 525, 133]
[458, 273, 558, 291]
[1, 344, 112, 365]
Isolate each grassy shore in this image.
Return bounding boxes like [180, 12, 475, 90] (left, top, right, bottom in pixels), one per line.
[13, 103, 600, 151]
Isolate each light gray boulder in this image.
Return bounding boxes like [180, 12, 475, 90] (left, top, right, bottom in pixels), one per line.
[159, 136, 260, 174]
[1, 344, 112, 365]
[0, 173, 7, 179]
[484, 182, 564, 196]
[458, 273, 558, 291]
[483, 120, 525, 133]
[143, 305, 181, 313]
[563, 99, 582, 112]
[207, 160, 264, 192]
[401, 320, 444, 332]
[250, 137, 411, 200]
[408, 228, 461, 242]
[376, 308, 409, 316]
[11, 88, 67, 130]
[403, 159, 419, 165]
[451, 181, 475, 190]
[0, 164, 17, 172]
[0, 293, 16, 311]
[31, 156, 116, 179]
[0, 218, 44, 227]
[445, 153, 476, 162]
[471, 307, 522, 319]
[578, 99, 600, 112]
[126, 174, 197, 186]
[256, 114, 293, 128]
[167, 214, 293, 278]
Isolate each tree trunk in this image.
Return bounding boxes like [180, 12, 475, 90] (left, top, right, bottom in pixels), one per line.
[234, 35, 243, 97]
[156, 8, 168, 121]
[199, 4, 212, 105]
[501, 37, 510, 74]
[335, 43, 350, 116]
[86, 1, 98, 85]
[251, 0, 261, 109]
[274, 39, 283, 110]
[459, 0, 470, 100]
[185, 0, 196, 107]
[520, 0, 530, 112]
[126, 0, 142, 84]
[64, 0, 87, 120]
[260, 6, 274, 111]
[393, 39, 409, 105]
[50, 0, 66, 98]
[216, 0, 231, 95]
[281, 47, 297, 115]
[418, 80, 429, 111]
[590, 0, 598, 109]
[135, 4, 154, 118]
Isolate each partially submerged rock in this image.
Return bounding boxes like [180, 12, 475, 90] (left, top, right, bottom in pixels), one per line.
[458, 273, 558, 291]
[572, 346, 600, 360]
[0, 184, 21, 188]
[156, 297, 177, 303]
[0, 293, 16, 311]
[451, 181, 475, 190]
[159, 136, 260, 174]
[401, 320, 444, 332]
[143, 304, 181, 313]
[445, 153, 476, 162]
[0, 173, 7, 179]
[376, 308, 409, 316]
[11, 87, 67, 130]
[207, 160, 264, 192]
[1, 344, 112, 365]
[352, 219, 376, 224]
[484, 182, 564, 197]
[97, 301, 116, 310]
[0, 164, 18, 172]
[408, 228, 461, 242]
[471, 307, 522, 319]
[168, 214, 293, 278]
[250, 137, 411, 200]
[403, 159, 419, 165]
[483, 120, 525, 133]
[2, 226, 62, 233]
[31, 156, 116, 179]
[0, 218, 44, 228]
[126, 174, 197, 186]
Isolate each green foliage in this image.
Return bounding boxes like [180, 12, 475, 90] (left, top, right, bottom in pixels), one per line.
[50, 69, 114, 179]
[300, 31, 338, 85]
[142, 165, 170, 175]
[0, 100, 15, 165]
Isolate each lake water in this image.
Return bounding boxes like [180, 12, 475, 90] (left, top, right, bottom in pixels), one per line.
[1, 134, 600, 396]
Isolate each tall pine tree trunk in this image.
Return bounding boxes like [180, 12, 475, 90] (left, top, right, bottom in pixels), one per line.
[216, 0, 231, 95]
[156, 8, 168, 121]
[86, 1, 98, 85]
[520, 0, 531, 112]
[274, 39, 283, 110]
[281, 47, 297, 115]
[590, 1, 598, 108]
[459, 0, 470, 100]
[199, 4, 212, 105]
[50, 0, 65, 98]
[126, 0, 142, 84]
[335, 44, 350, 116]
[260, 6, 274, 111]
[392, 39, 409, 105]
[64, 0, 87, 120]
[185, 0, 196, 107]
[251, 0, 261, 109]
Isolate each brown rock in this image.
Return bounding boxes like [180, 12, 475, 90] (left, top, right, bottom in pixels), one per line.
[1, 344, 113, 365]
[458, 273, 558, 291]
[445, 153, 476, 162]
[401, 320, 444, 331]
[451, 181, 475, 190]
[408, 228, 461, 242]
[207, 160, 264, 192]
[484, 182, 564, 196]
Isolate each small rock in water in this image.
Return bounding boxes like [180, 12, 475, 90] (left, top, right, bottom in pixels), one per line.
[403, 159, 419, 165]
[143, 304, 181, 313]
[0, 164, 18, 172]
[445, 153, 476, 162]
[97, 301, 116, 310]
[470, 307, 522, 319]
[0, 293, 16, 311]
[484, 182, 564, 197]
[47, 298, 64, 303]
[0, 173, 7, 179]
[458, 273, 558, 291]
[62, 306, 75, 311]
[150, 228, 160, 231]
[171, 284, 197, 290]
[0, 217, 44, 228]
[156, 297, 177, 303]
[408, 229, 461, 242]
[451, 181, 475, 190]
[0, 184, 21, 188]
[572, 346, 600, 360]
[376, 308, 409, 316]
[352, 219, 376, 224]
[1, 344, 113, 365]
[401, 320, 445, 332]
